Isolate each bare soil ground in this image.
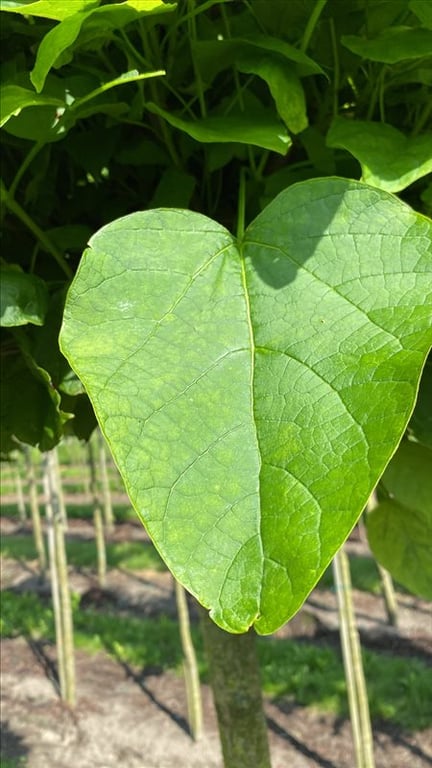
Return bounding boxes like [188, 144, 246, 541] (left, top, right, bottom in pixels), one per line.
[1, 515, 432, 768]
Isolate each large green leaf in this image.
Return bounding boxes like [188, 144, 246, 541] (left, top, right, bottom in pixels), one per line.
[327, 118, 432, 193]
[0, 0, 97, 19]
[146, 102, 291, 154]
[367, 441, 432, 599]
[60, 178, 432, 634]
[30, 1, 174, 92]
[342, 27, 432, 63]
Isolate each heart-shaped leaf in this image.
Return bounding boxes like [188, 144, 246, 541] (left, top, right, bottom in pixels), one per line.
[342, 27, 432, 63]
[60, 178, 432, 634]
[367, 441, 432, 599]
[327, 118, 432, 192]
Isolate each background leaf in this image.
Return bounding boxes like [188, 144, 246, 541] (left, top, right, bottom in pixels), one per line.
[0, 268, 48, 327]
[60, 178, 432, 634]
[237, 54, 308, 134]
[0, 0, 98, 20]
[408, 359, 432, 448]
[342, 27, 432, 63]
[409, 0, 432, 29]
[327, 118, 432, 192]
[0, 84, 63, 127]
[30, 1, 173, 92]
[367, 441, 432, 599]
[146, 102, 291, 154]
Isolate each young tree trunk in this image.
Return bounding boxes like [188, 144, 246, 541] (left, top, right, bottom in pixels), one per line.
[44, 450, 76, 706]
[98, 430, 115, 534]
[174, 580, 203, 740]
[88, 440, 107, 588]
[333, 546, 375, 768]
[200, 611, 271, 768]
[25, 446, 46, 578]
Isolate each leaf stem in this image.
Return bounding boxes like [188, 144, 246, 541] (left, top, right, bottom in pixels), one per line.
[300, 0, 328, 52]
[2, 188, 73, 279]
[412, 98, 432, 137]
[237, 168, 246, 242]
[188, 0, 207, 118]
[9, 141, 44, 200]
[329, 18, 340, 118]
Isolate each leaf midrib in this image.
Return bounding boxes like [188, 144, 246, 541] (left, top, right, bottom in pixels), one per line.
[239, 244, 264, 617]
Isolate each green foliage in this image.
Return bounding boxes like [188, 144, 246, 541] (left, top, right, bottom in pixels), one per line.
[1, 0, 431, 623]
[60, 178, 431, 633]
[327, 119, 432, 192]
[367, 440, 432, 599]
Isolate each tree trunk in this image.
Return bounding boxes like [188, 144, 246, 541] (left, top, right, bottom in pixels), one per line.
[175, 580, 203, 740]
[200, 611, 271, 768]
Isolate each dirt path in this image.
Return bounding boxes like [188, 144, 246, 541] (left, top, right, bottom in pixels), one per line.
[1, 518, 432, 768]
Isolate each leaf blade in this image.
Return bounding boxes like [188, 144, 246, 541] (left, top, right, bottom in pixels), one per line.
[60, 179, 432, 634]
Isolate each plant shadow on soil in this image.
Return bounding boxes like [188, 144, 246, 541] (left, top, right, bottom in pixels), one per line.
[1, 518, 432, 768]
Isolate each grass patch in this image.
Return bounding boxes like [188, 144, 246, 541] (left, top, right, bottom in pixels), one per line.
[258, 636, 432, 730]
[1, 534, 166, 571]
[2, 591, 431, 732]
[0, 502, 137, 522]
[1, 758, 28, 768]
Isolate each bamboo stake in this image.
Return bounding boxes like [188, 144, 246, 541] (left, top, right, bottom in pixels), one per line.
[88, 440, 107, 588]
[377, 564, 398, 627]
[98, 431, 115, 534]
[366, 492, 399, 627]
[25, 446, 46, 578]
[15, 464, 27, 523]
[52, 448, 67, 529]
[333, 546, 375, 768]
[44, 451, 76, 706]
[43, 456, 66, 698]
[175, 580, 203, 741]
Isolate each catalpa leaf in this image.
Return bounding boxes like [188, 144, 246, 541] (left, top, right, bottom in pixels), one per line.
[30, 1, 174, 92]
[327, 118, 432, 193]
[367, 441, 432, 599]
[342, 26, 432, 63]
[0, 84, 63, 128]
[60, 178, 432, 634]
[1, 267, 48, 327]
[146, 102, 291, 154]
[0, 0, 97, 20]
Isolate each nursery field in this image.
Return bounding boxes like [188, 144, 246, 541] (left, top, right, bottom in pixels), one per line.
[1, 454, 431, 768]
